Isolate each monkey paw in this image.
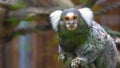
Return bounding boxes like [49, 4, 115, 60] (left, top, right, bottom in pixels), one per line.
[71, 57, 81, 68]
[58, 53, 66, 63]
[71, 57, 87, 68]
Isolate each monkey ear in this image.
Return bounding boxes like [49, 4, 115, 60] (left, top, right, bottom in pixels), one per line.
[78, 8, 93, 27]
[50, 10, 63, 32]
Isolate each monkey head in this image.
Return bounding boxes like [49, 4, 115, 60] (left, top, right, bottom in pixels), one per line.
[50, 8, 93, 32]
[61, 8, 81, 31]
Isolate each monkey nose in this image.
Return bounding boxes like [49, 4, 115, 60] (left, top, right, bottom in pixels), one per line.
[69, 21, 74, 24]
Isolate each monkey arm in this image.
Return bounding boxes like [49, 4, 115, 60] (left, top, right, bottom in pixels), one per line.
[75, 45, 101, 64]
[58, 45, 67, 63]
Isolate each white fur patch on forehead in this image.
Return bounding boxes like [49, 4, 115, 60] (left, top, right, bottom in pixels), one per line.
[79, 7, 93, 27]
[66, 12, 74, 16]
[65, 12, 75, 19]
[50, 10, 62, 32]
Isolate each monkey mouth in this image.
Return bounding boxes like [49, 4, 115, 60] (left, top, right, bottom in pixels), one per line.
[66, 24, 77, 31]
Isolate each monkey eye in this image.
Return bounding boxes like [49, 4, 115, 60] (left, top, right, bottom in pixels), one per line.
[73, 15, 77, 20]
[65, 16, 70, 20]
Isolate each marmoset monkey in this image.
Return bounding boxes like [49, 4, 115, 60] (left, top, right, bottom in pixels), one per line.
[50, 7, 117, 68]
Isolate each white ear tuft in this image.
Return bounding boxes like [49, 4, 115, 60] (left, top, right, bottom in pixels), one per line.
[50, 10, 62, 31]
[79, 7, 93, 27]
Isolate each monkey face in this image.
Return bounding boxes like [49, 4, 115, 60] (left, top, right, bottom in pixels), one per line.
[64, 12, 78, 31]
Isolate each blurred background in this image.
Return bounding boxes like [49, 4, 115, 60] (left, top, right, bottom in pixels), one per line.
[0, 0, 120, 68]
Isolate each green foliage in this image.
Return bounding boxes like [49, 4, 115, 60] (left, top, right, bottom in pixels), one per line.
[10, 2, 27, 10]
[13, 30, 27, 38]
[24, 16, 37, 21]
[80, 0, 97, 7]
[6, 17, 20, 26]
[80, 0, 90, 4]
